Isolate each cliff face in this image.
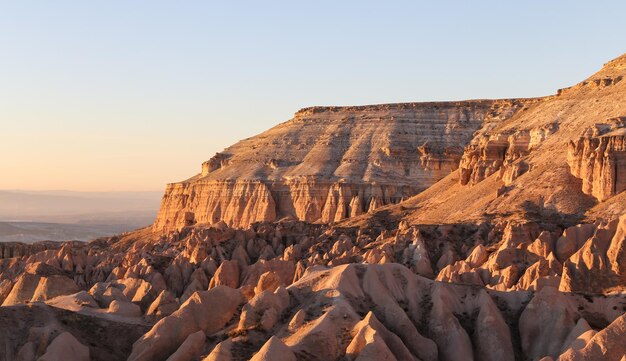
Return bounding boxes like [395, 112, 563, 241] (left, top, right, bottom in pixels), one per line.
[458, 122, 557, 186]
[154, 100, 530, 230]
[568, 118, 626, 201]
[5, 54, 626, 361]
[341, 53, 626, 228]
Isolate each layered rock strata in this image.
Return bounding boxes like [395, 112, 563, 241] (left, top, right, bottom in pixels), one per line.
[568, 118, 626, 201]
[343, 53, 626, 228]
[4, 50, 626, 361]
[459, 122, 558, 186]
[154, 100, 533, 231]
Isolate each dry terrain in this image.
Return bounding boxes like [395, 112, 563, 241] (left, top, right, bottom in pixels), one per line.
[1, 54, 626, 361]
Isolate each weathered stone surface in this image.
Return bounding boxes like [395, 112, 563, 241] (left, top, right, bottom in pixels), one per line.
[146, 290, 179, 319]
[127, 286, 244, 361]
[2, 53, 626, 361]
[568, 119, 626, 201]
[37, 332, 90, 361]
[347, 312, 416, 361]
[558, 313, 626, 361]
[202, 339, 233, 361]
[30, 275, 80, 303]
[519, 287, 578, 359]
[208, 259, 239, 289]
[459, 123, 556, 185]
[607, 213, 626, 280]
[154, 100, 528, 230]
[166, 330, 205, 361]
[250, 336, 296, 361]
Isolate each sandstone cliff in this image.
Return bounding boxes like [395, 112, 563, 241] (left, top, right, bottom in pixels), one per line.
[568, 118, 626, 201]
[343, 53, 626, 227]
[3, 53, 626, 361]
[154, 100, 533, 231]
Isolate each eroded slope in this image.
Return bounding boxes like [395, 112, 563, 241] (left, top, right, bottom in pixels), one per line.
[154, 100, 535, 231]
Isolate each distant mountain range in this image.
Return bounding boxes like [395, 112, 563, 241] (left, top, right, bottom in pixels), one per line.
[0, 190, 162, 242]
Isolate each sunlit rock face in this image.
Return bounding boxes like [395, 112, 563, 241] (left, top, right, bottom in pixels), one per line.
[5, 51, 626, 361]
[2, 219, 626, 361]
[153, 100, 531, 231]
[568, 118, 626, 201]
[457, 122, 558, 186]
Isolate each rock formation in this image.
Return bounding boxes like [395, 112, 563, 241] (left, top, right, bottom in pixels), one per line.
[153, 100, 533, 231]
[0, 213, 624, 360]
[568, 118, 626, 201]
[1, 53, 626, 360]
[459, 122, 557, 186]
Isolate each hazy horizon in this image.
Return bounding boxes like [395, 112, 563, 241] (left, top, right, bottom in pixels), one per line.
[0, 189, 162, 221]
[2, 1, 626, 192]
[0, 189, 163, 242]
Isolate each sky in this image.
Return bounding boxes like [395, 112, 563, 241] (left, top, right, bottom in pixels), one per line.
[1, 1, 625, 192]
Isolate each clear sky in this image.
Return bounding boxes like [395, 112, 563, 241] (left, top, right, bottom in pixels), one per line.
[1, 1, 625, 192]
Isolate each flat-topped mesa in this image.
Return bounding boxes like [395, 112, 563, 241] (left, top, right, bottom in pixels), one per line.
[568, 117, 626, 201]
[153, 99, 536, 231]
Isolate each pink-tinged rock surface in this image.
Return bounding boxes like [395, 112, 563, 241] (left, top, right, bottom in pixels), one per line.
[1, 53, 626, 361]
[153, 100, 530, 231]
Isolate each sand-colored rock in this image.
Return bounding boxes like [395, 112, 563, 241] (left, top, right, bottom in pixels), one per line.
[4, 53, 626, 361]
[459, 123, 556, 186]
[559, 219, 619, 293]
[153, 100, 529, 230]
[1, 273, 40, 306]
[89, 282, 127, 308]
[250, 336, 296, 361]
[466, 244, 489, 268]
[208, 260, 239, 289]
[115, 277, 157, 310]
[128, 286, 244, 361]
[344, 54, 626, 235]
[166, 330, 205, 361]
[560, 318, 596, 355]
[0, 270, 77, 306]
[288, 309, 306, 332]
[238, 287, 289, 331]
[254, 271, 283, 295]
[0, 278, 12, 305]
[202, 339, 233, 361]
[360, 265, 438, 361]
[607, 213, 626, 280]
[556, 224, 596, 263]
[429, 283, 474, 361]
[108, 300, 142, 317]
[568, 118, 626, 201]
[346, 323, 397, 361]
[347, 312, 417, 361]
[37, 332, 89, 361]
[146, 290, 179, 319]
[285, 299, 360, 361]
[30, 275, 80, 303]
[558, 313, 626, 361]
[519, 287, 578, 359]
[473, 290, 514, 361]
[45, 290, 99, 311]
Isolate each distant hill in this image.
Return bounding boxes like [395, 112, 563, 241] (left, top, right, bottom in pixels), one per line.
[0, 221, 142, 243]
[0, 190, 162, 242]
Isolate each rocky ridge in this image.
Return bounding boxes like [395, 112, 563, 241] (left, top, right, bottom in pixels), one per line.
[1, 54, 626, 360]
[154, 99, 536, 231]
[0, 212, 625, 360]
[342, 53, 626, 229]
[568, 117, 626, 201]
